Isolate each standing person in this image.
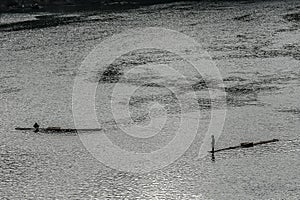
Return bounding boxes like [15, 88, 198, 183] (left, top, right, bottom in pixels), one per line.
[211, 135, 215, 161]
[33, 122, 39, 133]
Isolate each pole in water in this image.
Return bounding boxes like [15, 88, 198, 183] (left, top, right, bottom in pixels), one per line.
[211, 135, 215, 161]
[33, 123, 39, 133]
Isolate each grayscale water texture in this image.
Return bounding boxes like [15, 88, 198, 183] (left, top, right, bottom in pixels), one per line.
[0, 0, 300, 199]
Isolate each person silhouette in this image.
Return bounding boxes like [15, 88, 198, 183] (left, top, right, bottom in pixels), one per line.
[211, 135, 215, 162]
[33, 123, 39, 133]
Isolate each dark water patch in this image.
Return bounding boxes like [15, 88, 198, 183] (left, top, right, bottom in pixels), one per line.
[218, 72, 300, 107]
[130, 113, 151, 123]
[0, 14, 112, 32]
[143, 82, 165, 87]
[146, 1, 196, 11]
[197, 98, 211, 109]
[51, 66, 77, 77]
[283, 44, 300, 60]
[209, 43, 249, 52]
[284, 43, 299, 51]
[283, 12, 300, 22]
[1, 87, 22, 94]
[220, 77, 284, 107]
[164, 3, 196, 12]
[34, 14, 57, 20]
[236, 34, 248, 39]
[232, 71, 260, 75]
[14, 45, 37, 52]
[100, 15, 124, 21]
[188, 21, 200, 27]
[99, 64, 124, 83]
[276, 27, 298, 33]
[114, 75, 163, 87]
[257, 73, 299, 85]
[192, 76, 279, 95]
[129, 93, 179, 108]
[190, 77, 222, 91]
[0, 15, 82, 32]
[224, 83, 278, 95]
[223, 76, 247, 82]
[83, 13, 125, 22]
[1, 1, 141, 14]
[191, 79, 209, 91]
[213, 46, 300, 60]
[233, 13, 253, 22]
[226, 94, 261, 107]
[225, 84, 255, 94]
[276, 108, 300, 115]
[99, 50, 180, 83]
[209, 32, 300, 59]
[177, 75, 281, 109]
[0, 75, 15, 81]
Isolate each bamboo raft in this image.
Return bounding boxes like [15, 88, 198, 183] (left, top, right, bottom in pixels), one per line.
[209, 139, 279, 153]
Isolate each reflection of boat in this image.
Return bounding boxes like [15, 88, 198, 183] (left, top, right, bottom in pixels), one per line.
[15, 127, 101, 133]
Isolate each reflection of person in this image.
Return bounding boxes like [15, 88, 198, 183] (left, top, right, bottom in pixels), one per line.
[33, 123, 39, 133]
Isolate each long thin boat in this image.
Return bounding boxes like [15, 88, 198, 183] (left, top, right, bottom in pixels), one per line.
[209, 139, 279, 153]
[15, 127, 102, 133]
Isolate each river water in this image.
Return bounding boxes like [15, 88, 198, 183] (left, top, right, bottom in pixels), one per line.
[0, 0, 300, 199]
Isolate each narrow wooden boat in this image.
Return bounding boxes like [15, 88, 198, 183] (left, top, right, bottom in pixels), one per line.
[209, 139, 279, 153]
[15, 127, 101, 133]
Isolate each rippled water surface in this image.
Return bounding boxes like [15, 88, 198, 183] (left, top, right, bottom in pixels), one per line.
[1, 1, 300, 199]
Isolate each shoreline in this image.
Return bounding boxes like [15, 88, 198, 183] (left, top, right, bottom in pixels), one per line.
[0, 0, 183, 14]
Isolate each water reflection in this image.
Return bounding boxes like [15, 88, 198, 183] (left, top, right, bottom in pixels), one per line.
[1, 0, 300, 199]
